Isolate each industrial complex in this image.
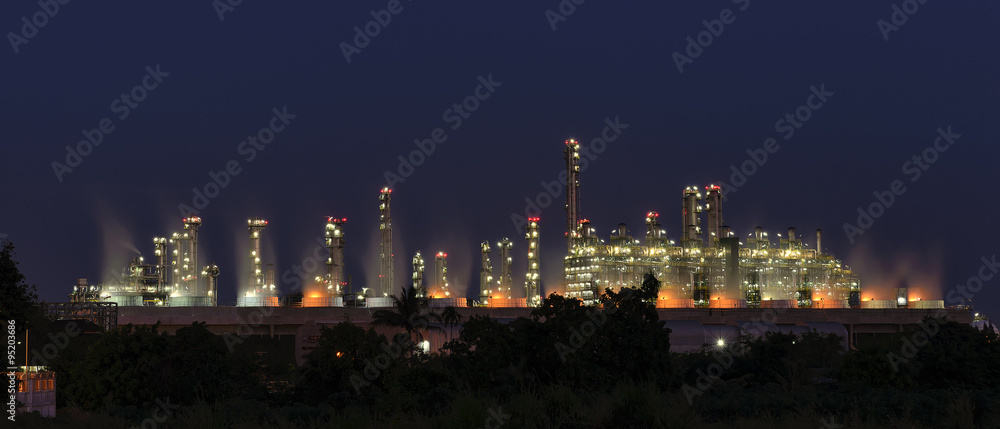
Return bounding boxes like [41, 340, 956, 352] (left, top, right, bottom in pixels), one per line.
[69, 138, 943, 313]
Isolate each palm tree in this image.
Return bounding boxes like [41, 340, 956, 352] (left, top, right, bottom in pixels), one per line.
[440, 306, 463, 340]
[371, 286, 444, 351]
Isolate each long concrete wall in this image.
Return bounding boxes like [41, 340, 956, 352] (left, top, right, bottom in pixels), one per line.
[116, 306, 972, 364]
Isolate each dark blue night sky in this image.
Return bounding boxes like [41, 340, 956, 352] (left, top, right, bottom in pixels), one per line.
[2, 1, 998, 315]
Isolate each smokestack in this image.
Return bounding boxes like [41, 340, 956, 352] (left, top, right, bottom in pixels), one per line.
[787, 227, 796, 242]
[816, 229, 822, 256]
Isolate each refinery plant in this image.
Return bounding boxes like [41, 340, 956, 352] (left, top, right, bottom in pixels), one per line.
[69, 138, 945, 311]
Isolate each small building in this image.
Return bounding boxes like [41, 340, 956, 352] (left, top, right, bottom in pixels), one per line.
[15, 367, 56, 418]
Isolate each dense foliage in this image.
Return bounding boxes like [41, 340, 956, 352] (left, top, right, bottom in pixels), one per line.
[11, 269, 1000, 428]
[0, 241, 40, 334]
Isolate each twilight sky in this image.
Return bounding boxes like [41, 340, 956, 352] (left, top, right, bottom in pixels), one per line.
[2, 1, 998, 315]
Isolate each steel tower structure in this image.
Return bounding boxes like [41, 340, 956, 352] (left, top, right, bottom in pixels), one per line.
[525, 217, 541, 307]
[433, 252, 450, 298]
[378, 187, 393, 297]
[480, 241, 493, 303]
[248, 218, 268, 294]
[564, 139, 581, 252]
[153, 237, 168, 290]
[497, 238, 513, 298]
[705, 185, 723, 247]
[170, 217, 202, 296]
[412, 251, 425, 297]
[325, 217, 346, 297]
[202, 264, 219, 306]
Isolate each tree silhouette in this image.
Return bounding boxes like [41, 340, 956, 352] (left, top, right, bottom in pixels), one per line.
[440, 306, 462, 340]
[0, 241, 39, 334]
[371, 286, 444, 347]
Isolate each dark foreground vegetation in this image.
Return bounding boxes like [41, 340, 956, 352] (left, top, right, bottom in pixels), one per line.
[3, 242, 1000, 428]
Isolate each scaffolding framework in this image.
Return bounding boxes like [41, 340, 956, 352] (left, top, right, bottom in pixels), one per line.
[42, 302, 117, 331]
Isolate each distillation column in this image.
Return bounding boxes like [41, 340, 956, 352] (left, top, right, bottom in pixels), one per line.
[645, 212, 665, 249]
[248, 218, 268, 294]
[325, 217, 346, 297]
[497, 238, 512, 298]
[433, 252, 450, 298]
[480, 241, 493, 303]
[185, 217, 201, 297]
[525, 217, 541, 307]
[682, 187, 702, 245]
[564, 139, 581, 253]
[169, 217, 202, 297]
[379, 187, 394, 297]
[153, 237, 168, 291]
[201, 264, 219, 306]
[412, 251, 425, 297]
[705, 185, 723, 247]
